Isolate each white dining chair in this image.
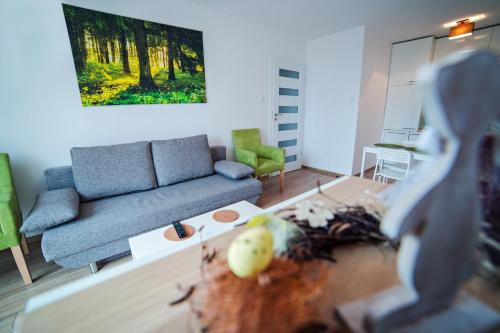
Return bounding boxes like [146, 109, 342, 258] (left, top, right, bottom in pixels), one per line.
[373, 148, 413, 183]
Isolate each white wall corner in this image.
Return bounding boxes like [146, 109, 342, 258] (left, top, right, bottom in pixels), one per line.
[351, 29, 392, 175]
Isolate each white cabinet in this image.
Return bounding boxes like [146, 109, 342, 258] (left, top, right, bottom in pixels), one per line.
[388, 37, 435, 85]
[381, 25, 500, 146]
[383, 37, 433, 134]
[489, 26, 500, 56]
[409, 130, 422, 142]
[433, 27, 493, 61]
[382, 130, 408, 144]
[382, 129, 422, 144]
[383, 84, 423, 130]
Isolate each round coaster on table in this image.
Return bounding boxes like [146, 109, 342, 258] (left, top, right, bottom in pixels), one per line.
[164, 224, 195, 241]
[212, 210, 240, 223]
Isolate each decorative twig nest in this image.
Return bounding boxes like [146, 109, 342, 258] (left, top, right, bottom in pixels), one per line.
[188, 258, 333, 333]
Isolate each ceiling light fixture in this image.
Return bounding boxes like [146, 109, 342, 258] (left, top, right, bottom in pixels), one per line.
[443, 14, 486, 28]
[448, 19, 474, 40]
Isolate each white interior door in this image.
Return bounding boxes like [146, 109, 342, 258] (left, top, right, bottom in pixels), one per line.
[270, 56, 305, 172]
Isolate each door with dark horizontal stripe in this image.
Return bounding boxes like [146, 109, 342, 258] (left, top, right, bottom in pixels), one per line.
[270, 57, 305, 172]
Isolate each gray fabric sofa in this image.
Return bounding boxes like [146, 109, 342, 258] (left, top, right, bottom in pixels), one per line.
[23, 136, 262, 269]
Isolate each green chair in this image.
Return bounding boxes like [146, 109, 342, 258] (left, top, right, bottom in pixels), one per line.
[232, 128, 286, 191]
[0, 153, 32, 285]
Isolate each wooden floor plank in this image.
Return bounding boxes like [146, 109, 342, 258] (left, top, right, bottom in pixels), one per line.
[257, 168, 340, 208]
[0, 314, 15, 333]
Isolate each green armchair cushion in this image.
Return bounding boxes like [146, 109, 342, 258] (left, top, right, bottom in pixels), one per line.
[232, 129, 285, 177]
[232, 128, 262, 152]
[257, 145, 285, 165]
[234, 148, 257, 169]
[0, 153, 22, 250]
[257, 158, 283, 175]
[21, 188, 80, 233]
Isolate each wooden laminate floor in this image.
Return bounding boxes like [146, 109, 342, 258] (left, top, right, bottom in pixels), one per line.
[0, 168, 338, 332]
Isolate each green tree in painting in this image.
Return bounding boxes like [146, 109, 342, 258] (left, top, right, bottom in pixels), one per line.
[62, 4, 207, 106]
[134, 19, 157, 90]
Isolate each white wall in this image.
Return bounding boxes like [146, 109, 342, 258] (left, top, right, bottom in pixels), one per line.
[302, 26, 390, 176]
[0, 0, 307, 214]
[352, 30, 391, 175]
[303, 26, 365, 175]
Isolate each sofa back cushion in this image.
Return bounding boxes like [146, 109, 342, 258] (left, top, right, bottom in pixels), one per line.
[152, 135, 214, 186]
[44, 146, 226, 191]
[71, 141, 157, 201]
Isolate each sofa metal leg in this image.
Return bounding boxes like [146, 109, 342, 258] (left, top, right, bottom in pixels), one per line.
[89, 262, 98, 274]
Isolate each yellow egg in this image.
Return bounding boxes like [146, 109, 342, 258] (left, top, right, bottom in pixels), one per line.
[246, 214, 272, 228]
[227, 227, 274, 278]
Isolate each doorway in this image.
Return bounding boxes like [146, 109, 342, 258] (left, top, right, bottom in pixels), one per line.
[270, 56, 306, 172]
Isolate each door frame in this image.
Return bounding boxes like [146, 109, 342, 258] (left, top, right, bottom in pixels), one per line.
[269, 55, 306, 172]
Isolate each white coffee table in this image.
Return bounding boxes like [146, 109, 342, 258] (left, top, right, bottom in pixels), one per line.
[128, 200, 264, 260]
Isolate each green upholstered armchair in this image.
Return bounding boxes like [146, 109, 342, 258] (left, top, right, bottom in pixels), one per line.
[0, 153, 32, 284]
[232, 128, 286, 191]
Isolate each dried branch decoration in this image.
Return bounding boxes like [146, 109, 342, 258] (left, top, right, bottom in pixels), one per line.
[276, 180, 389, 261]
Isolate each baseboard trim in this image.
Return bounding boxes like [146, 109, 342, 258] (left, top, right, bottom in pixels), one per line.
[302, 165, 343, 178]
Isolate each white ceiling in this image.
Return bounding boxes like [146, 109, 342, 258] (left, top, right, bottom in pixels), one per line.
[187, 0, 500, 42]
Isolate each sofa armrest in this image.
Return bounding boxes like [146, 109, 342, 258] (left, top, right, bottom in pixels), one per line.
[257, 145, 285, 165]
[210, 146, 226, 162]
[0, 190, 22, 248]
[44, 165, 76, 191]
[234, 148, 258, 169]
[20, 188, 80, 234]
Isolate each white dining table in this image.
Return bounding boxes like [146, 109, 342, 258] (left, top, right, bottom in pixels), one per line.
[360, 146, 431, 178]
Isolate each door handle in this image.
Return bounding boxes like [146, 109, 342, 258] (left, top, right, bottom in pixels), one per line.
[274, 113, 283, 117]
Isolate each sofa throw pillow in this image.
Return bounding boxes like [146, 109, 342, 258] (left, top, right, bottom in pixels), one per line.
[21, 188, 79, 233]
[214, 160, 255, 180]
[71, 141, 157, 201]
[152, 135, 214, 186]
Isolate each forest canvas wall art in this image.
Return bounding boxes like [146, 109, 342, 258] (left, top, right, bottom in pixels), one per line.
[62, 4, 206, 106]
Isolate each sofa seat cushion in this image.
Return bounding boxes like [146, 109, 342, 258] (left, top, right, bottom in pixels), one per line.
[21, 188, 79, 234]
[152, 135, 214, 186]
[71, 141, 157, 201]
[41, 174, 261, 261]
